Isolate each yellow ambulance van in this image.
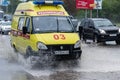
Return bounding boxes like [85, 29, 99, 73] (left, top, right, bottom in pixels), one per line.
[10, 0, 82, 61]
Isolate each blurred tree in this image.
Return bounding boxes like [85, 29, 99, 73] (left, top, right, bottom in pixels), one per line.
[8, 0, 21, 14]
[63, 0, 80, 17]
[1, 0, 22, 14]
[1, 0, 120, 22]
[101, 0, 120, 22]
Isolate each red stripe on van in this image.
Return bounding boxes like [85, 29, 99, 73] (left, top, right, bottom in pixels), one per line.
[11, 30, 30, 39]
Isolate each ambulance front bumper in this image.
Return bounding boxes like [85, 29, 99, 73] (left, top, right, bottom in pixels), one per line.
[38, 44, 82, 55]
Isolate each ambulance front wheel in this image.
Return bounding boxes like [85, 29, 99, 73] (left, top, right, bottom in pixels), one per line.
[25, 47, 33, 58]
[25, 47, 37, 68]
[72, 52, 82, 59]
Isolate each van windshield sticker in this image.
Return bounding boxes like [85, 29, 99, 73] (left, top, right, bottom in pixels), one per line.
[35, 28, 40, 31]
[37, 11, 64, 15]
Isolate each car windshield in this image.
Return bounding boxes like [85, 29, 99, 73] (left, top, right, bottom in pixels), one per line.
[93, 19, 113, 27]
[32, 16, 74, 33]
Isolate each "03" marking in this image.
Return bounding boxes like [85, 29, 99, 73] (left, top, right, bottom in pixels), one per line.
[53, 34, 66, 40]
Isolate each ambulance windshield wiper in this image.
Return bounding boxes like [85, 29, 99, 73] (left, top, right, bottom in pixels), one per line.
[39, 30, 58, 33]
[57, 17, 59, 32]
[58, 30, 74, 33]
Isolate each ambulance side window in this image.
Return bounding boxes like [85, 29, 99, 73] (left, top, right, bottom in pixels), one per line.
[25, 17, 30, 33]
[18, 17, 25, 30]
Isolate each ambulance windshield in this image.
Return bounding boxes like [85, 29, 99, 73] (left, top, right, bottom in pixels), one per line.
[32, 16, 74, 33]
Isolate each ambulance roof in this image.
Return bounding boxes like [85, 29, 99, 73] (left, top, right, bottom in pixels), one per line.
[14, 1, 69, 16]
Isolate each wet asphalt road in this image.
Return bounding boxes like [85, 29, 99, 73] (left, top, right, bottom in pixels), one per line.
[0, 35, 120, 80]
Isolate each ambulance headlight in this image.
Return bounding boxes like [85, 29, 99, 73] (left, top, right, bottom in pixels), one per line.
[74, 40, 81, 48]
[37, 42, 48, 50]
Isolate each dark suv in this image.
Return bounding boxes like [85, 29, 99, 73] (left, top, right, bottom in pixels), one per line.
[78, 18, 120, 44]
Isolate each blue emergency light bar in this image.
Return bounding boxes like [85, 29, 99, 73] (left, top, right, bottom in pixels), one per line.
[33, 0, 64, 5]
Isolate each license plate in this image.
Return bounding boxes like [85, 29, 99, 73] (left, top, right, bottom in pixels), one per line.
[54, 51, 69, 55]
[110, 34, 116, 36]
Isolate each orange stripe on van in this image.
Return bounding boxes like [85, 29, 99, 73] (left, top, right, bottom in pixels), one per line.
[16, 9, 34, 12]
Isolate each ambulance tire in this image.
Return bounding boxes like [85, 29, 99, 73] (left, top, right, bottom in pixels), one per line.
[25, 47, 33, 58]
[25, 47, 38, 68]
[11, 45, 19, 62]
[72, 52, 81, 59]
[13, 45, 18, 53]
[38, 51, 56, 67]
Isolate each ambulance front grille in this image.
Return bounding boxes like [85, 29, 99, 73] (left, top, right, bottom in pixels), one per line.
[47, 45, 74, 51]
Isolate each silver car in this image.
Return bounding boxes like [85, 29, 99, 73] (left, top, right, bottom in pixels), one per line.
[0, 21, 11, 34]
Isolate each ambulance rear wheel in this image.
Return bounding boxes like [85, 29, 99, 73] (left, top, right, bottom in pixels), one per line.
[13, 45, 18, 53]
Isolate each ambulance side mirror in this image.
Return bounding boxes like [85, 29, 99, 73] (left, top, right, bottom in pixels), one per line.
[22, 27, 27, 34]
